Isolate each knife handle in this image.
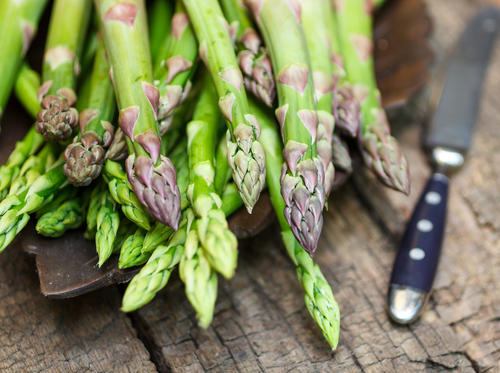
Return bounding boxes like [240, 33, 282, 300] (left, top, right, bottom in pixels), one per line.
[390, 173, 449, 293]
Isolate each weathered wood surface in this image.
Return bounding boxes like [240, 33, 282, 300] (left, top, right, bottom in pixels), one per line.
[0, 0, 498, 372]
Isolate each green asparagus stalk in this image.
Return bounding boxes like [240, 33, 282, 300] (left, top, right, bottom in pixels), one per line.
[149, 0, 174, 64]
[97, 0, 181, 230]
[0, 144, 59, 252]
[186, 74, 238, 278]
[248, 0, 325, 254]
[325, 0, 360, 138]
[0, 0, 48, 125]
[219, 0, 275, 107]
[14, 64, 42, 119]
[36, 193, 86, 237]
[35, 0, 91, 141]
[18, 160, 69, 215]
[95, 189, 120, 266]
[154, 0, 198, 135]
[36, 186, 78, 218]
[334, 0, 409, 193]
[104, 160, 152, 230]
[63, 37, 116, 186]
[183, 0, 266, 212]
[299, 0, 336, 196]
[249, 98, 340, 350]
[113, 217, 134, 253]
[118, 228, 150, 269]
[122, 212, 189, 313]
[121, 182, 244, 312]
[214, 136, 232, 196]
[0, 127, 44, 199]
[85, 181, 106, 238]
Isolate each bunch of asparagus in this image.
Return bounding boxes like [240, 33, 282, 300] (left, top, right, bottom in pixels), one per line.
[0, 0, 403, 350]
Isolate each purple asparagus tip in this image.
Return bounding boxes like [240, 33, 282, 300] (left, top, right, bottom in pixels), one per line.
[126, 154, 181, 230]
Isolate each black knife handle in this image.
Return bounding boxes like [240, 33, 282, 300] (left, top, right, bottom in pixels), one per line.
[390, 173, 449, 293]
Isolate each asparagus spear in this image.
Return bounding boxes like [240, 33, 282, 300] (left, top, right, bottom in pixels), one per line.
[183, 0, 266, 212]
[299, 0, 336, 196]
[97, 0, 181, 230]
[248, 0, 325, 254]
[95, 189, 120, 266]
[332, 134, 352, 173]
[14, 64, 42, 119]
[249, 98, 340, 350]
[85, 181, 106, 238]
[122, 157, 244, 313]
[36, 193, 86, 237]
[154, 0, 197, 135]
[219, 0, 275, 107]
[35, 0, 91, 141]
[0, 144, 59, 252]
[0, 0, 48, 126]
[214, 136, 232, 196]
[63, 38, 116, 186]
[334, 0, 409, 193]
[118, 228, 150, 269]
[325, 0, 360, 138]
[186, 74, 238, 279]
[148, 0, 174, 64]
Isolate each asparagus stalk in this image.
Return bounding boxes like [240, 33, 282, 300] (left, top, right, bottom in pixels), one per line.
[214, 136, 232, 196]
[332, 134, 352, 173]
[248, 0, 325, 254]
[219, 0, 275, 107]
[85, 181, 106, 238]
[325, 0, 360, 138]
[122, 161, 244, 313]
[334, 0, 409, 193]
[154, 0, 198, 135]
[36, 193, 86, 237]
[249, 98, 340, 350]
[142, 145, 189, 253]
[14, 64, 42, 119]
[63, 38, 116, 186]
[118, 228, 150, 269]
[148, 0, 174, 64]
[0, 0, 48, 125]
[183, 0, 266, 212]
[0, 144, 59, 252]
[35, 0, 91, 141]
[95, 189, 120, 266]
[299, 0, 336, 196]
[97, 0, 181, 230]
[186, 74, 238, 279]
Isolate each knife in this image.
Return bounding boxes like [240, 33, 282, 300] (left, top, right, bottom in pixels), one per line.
[387, 7, 500, 324]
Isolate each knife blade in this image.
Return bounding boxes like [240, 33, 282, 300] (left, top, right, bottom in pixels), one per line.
[387, 7, 500, 325]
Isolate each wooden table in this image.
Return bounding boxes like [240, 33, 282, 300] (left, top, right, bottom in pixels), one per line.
[0, 0, 498, 371]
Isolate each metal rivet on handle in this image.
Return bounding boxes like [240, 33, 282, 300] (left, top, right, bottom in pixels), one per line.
[425, 191, 441, 205]
[417, 219, 433, 232]
[409, 248, 426, 261]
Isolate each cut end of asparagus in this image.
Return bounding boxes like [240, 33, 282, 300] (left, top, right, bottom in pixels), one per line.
[126, 154, 181, 230]
[63, 133, 106, 186]
[361, 123, 410, 195]
[35, 95, 79, 142]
